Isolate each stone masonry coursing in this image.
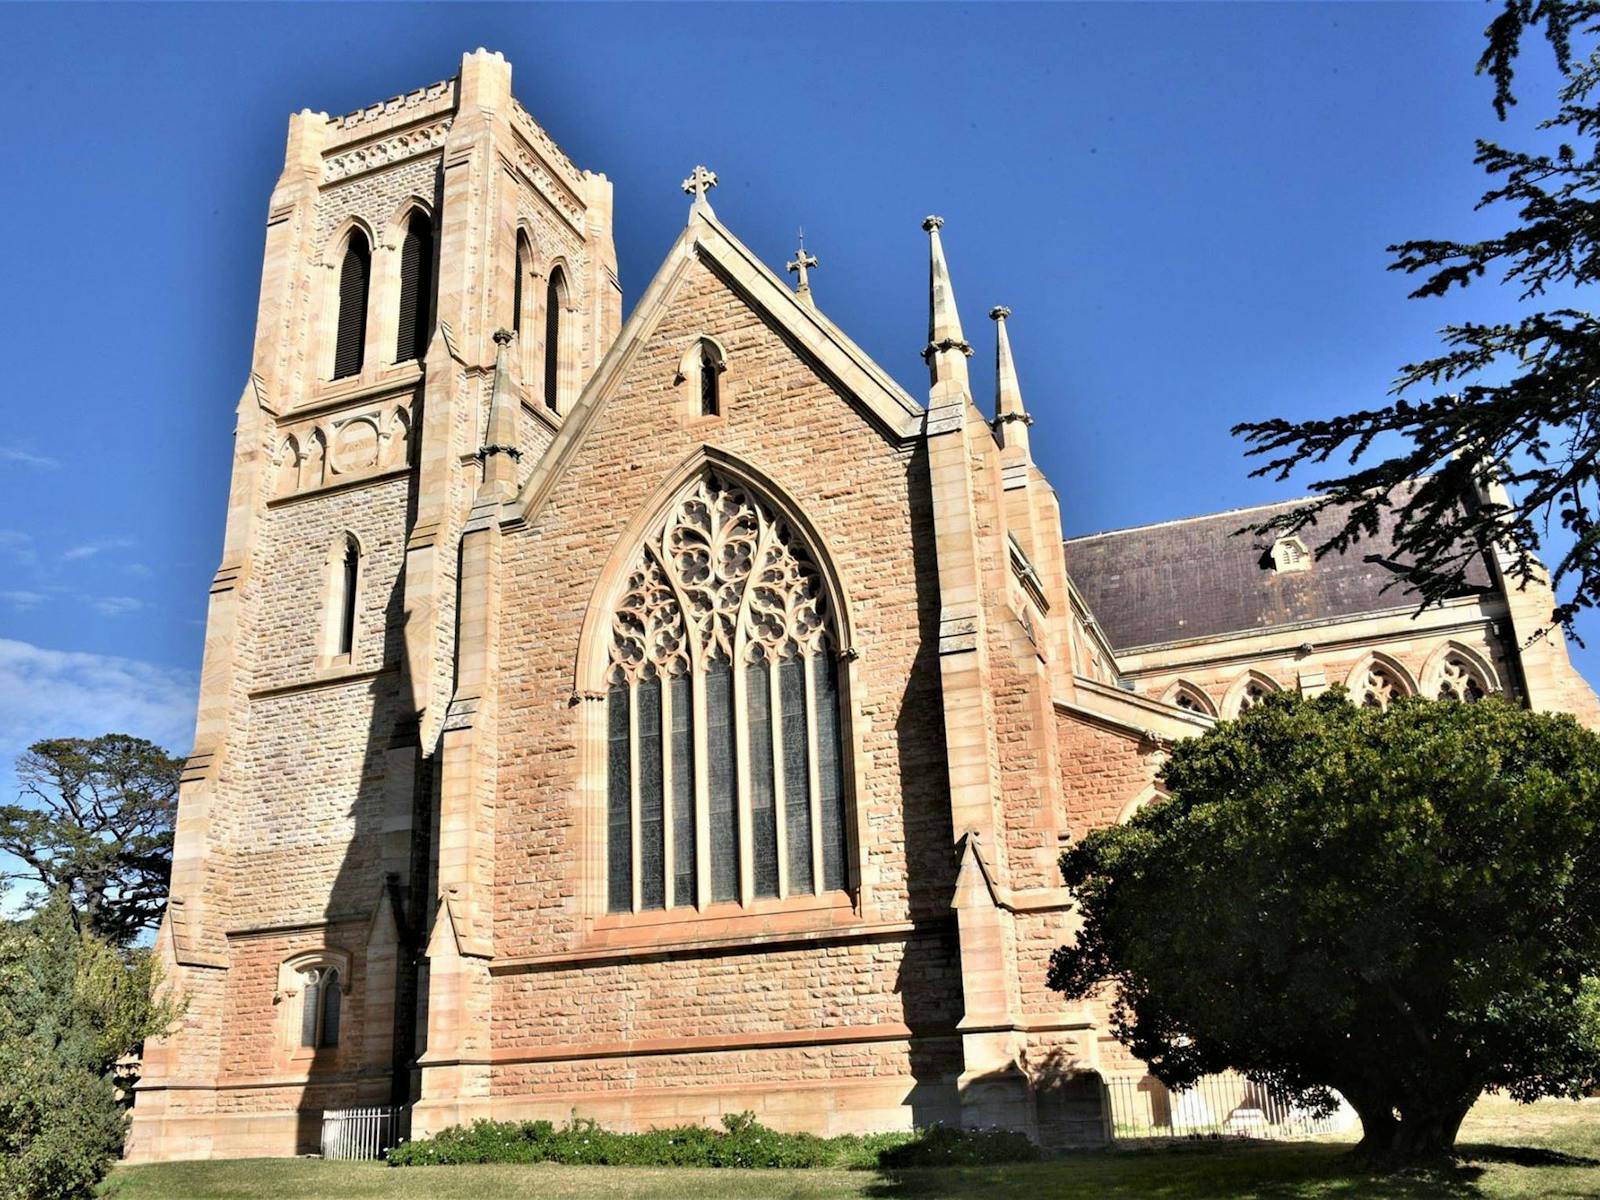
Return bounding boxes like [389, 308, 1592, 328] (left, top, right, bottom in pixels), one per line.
[127, 50, 1600, 1162]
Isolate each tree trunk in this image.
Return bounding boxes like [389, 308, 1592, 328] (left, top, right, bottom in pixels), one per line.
[1389, 1094, 1475, 1163]
[1348, 1096, 1400, 1159]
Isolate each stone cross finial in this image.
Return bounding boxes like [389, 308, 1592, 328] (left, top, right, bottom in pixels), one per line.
[681, 164, 718, 206]
[787, 229, 818, 298]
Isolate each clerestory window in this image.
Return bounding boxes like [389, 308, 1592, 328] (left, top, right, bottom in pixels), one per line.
[605, 471, 849, 913]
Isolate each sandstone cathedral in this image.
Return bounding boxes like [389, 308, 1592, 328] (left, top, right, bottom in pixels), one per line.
[128, 51, 1600, 1160]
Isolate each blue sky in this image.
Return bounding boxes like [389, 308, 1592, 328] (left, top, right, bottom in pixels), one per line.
[0, 1, 1592, 783]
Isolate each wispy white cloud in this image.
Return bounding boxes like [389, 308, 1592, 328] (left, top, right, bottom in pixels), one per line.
[0, 638, 196, 772]
[0, 531, 37, 567]
[0, 447, 59, 470]
[0, 591, 45, 611]
[62, 537, 136, 562]
[124, 563, 153, 579]
[90, 596, 143, 617]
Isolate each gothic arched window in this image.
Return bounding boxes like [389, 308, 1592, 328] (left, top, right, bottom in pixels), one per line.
[700, 342, 720, 416]
[513, 236, 529, 339]
[1437, 653, 1491, 702]
[394, 210, 434, 363]
[1360, 663, 1406, 710]
[298, 965, 341, 1049]
[324, 533, 361, 660]
[544, 266, 567, 413]
[1238, 681, 1271, 712]
[333, 231, 371, 380]
[606, 471, 849, 912]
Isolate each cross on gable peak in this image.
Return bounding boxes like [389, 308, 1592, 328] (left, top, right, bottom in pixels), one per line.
[681, 164, 719, 206]
[786, 229, 819, 294]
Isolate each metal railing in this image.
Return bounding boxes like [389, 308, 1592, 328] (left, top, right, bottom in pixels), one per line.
[1104, 1072, 1355, 1143]
[320, 1105, 410, 1160]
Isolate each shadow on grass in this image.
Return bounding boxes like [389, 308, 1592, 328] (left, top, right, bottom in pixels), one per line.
[857, 1141, 1494, 1199]
[1456, 1142, 1600, 1168]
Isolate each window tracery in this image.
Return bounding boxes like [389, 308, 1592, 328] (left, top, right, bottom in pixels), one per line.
[1360, 663, 1406, 709]
[606, 471, 848, 912]
[1437, 654, 1491, 702]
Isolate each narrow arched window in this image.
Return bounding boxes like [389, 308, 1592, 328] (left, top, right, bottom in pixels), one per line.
[513, 237, 528, 338]
[395, 211, 434, 363]
[544, 266, 566, 413]
[298, 965, 341, 1048]
[700, 342, 720, 417]
[333, 232, 371, 379]
[338, 540, 359, 656]
[606, 471, 850, 912]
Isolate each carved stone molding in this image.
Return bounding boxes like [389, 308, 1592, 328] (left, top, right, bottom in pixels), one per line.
[323, 119, 453, 183]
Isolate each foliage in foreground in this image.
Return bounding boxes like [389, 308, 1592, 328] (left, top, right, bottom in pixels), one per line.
[1049, 692, 1600, 1162]
[1234, 1, 1600, 635]
[0, 898, 183, 1200]
[1, 735, 181, 946]
[386, 1112, 1037, 1170]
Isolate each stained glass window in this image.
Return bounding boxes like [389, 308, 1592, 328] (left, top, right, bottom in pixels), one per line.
[605, 470, 849, 912]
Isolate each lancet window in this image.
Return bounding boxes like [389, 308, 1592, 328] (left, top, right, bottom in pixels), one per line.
[605, 471, 849, 913]
[298, 965, 341, 1049]
[332, 231, 370, 380]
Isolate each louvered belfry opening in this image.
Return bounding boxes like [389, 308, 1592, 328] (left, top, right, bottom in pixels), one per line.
[333, 233, 371, 380]
[605, 471, 851, 914]
[544, 266, 565, 412]
[395, 211, 434, 363]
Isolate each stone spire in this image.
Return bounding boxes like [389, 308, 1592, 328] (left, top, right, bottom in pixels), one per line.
[988, 306, 1032, 458]
[921, 216, 972, 389]
[476, 329, 521, 501]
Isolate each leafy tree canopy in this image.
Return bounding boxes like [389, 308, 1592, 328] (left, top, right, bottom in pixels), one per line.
[0, 897, 184, 1200]
[1234, 1, 1600, 635]
[1, 735, 181, 947]
[1049, 692, 1600, 1161]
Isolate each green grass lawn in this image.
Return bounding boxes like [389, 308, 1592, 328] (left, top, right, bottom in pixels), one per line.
[101, 1098, 1600, 1200]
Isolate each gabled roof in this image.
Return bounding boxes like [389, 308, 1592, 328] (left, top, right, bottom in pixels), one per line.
[509, 203, 923, 527]
[1061, 489, 1498, 652]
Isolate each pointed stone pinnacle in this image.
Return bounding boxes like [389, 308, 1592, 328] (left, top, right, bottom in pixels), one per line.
[922, 215, 972, 385]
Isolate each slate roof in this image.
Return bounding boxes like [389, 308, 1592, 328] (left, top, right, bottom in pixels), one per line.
[1061, 493, 1497, 652]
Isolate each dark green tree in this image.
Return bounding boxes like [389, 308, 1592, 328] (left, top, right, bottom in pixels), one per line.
[1048, 692, 1600, 1162]
[0, 897, 183, 1200]
[1234, 1, 1600, 634]
[1, 736, 181, 947]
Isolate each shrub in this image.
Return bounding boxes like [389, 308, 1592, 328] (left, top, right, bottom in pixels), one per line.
[386, 1112, 1037, 1170]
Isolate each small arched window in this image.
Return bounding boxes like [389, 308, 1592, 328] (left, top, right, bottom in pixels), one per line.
[325, 534, 361, 660]
[513, 236, 529, 339]
[1437, 653, 1492, 702]
[1238, 681, 1271, 712]
[605, 470, 850, 912]
[1360, 664, 1406, 710]
[395, 211, 434, 363]
[700, 342, 720, 417]
[544, 266, 567, 413]
[299, 965, 341, 1049]
[333, 231, 371, 380]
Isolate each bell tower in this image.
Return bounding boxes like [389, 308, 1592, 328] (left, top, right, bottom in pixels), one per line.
[128, 51, 620, 1161]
